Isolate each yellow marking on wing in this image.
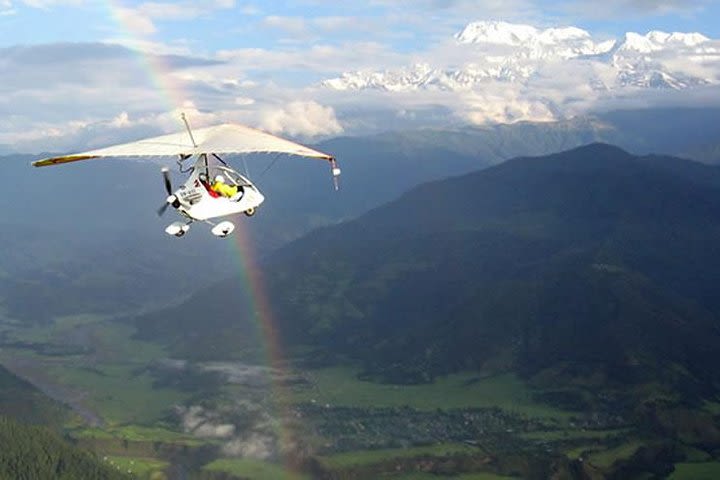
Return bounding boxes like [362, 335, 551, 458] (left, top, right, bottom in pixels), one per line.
[32, 155, 100, 167]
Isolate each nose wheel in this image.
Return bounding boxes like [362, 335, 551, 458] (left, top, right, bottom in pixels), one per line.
[211, 221, 235, 238]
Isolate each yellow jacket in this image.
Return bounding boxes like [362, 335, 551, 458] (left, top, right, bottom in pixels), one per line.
[211, 182, 238, 198]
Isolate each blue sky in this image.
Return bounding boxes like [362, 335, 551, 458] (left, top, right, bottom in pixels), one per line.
[2, 1, 718, 51]
[0, 0, 719, 152]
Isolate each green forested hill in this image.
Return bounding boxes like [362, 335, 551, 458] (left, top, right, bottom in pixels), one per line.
[0, 364, 68, 427]
[135, 144, 720, 396]
[0, 365, 128, 479]
[0, 416, 128, 480]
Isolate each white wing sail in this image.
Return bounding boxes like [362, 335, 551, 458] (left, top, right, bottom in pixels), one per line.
[33, 123, 333, 167]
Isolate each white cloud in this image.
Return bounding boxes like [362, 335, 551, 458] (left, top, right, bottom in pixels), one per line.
[115, 6, 157, 35]
[222, 432, 274, 459]
[7, 106, 224, 153]
[620, 0, 698, 12]
[369, 0, 548, 32]
[313, 16, 357, 31]
[20, 0, 85, 8]
[560, 0, 711, 20]
[262, 15, 307, 35]
[259, 100, 343, 138]
[237, 3, 260, 15]
[0, 0, 14, 15]
[369, 0, 538, 15]
[216, 41, 405, 77]
[105, 37, 194, 56]
[110, 0, 238, 38]
[370, 0, 709, 20]
[0, 39, 343, 151]
[235, 96, 255, 106]
[260, 14, 384, 38]
[136, 2, 203, 21]
[0, 43, 217, 150]
[136, 0, 236, 21]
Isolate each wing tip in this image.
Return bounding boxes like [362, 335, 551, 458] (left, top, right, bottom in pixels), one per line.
[32, 155, 99, 167]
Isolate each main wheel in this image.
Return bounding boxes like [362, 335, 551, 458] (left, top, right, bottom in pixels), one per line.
[244, 207, 256, 217]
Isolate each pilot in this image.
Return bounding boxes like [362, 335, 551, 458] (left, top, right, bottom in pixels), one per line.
[211, 175, 239, 198]
[198, 172, 209, 186]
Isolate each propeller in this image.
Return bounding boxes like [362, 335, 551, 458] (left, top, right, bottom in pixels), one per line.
[157, 201, 170, 217]
[162, 167, 172, 195]
[157, 168, 175, 217]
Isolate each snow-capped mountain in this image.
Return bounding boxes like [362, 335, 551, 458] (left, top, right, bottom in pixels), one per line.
[323, 21, 718, 97]
[322, 62, 537, 92]
[607, 30, 716, 89]
[615, 31, 710, 53]
[454, 21, 614, 59]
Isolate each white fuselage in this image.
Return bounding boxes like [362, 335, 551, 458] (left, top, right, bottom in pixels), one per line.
[174, 155, 265, 221]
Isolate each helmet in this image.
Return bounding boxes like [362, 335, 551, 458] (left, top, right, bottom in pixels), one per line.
[214, 175, 225, 183]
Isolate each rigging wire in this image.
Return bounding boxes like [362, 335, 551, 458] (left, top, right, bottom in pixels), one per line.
[211, 153, 230, 167]
[258, 153, 283, 179]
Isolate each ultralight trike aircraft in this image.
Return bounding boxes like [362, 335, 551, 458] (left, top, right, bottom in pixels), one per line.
[33, 115, 340, 238]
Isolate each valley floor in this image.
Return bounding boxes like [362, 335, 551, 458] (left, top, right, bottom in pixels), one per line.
[0, 313, 718, 479]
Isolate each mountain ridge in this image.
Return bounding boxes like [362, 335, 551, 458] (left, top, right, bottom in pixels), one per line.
[133, 143, 720, 398]
[6, 110, 720, 324]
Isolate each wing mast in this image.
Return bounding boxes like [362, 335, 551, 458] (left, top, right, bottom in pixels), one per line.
[181, 112, 198, 148]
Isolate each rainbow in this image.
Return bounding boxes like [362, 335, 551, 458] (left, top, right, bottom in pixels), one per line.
[229, 224, 303, 474]
[105, 0, 191, 115]
[104, 2, 303, 474]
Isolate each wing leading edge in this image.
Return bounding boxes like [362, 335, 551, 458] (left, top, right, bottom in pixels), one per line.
[32, 123, 333, 167]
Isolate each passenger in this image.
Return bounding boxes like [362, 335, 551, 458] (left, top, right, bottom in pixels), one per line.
[211, 175, 238, 198]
